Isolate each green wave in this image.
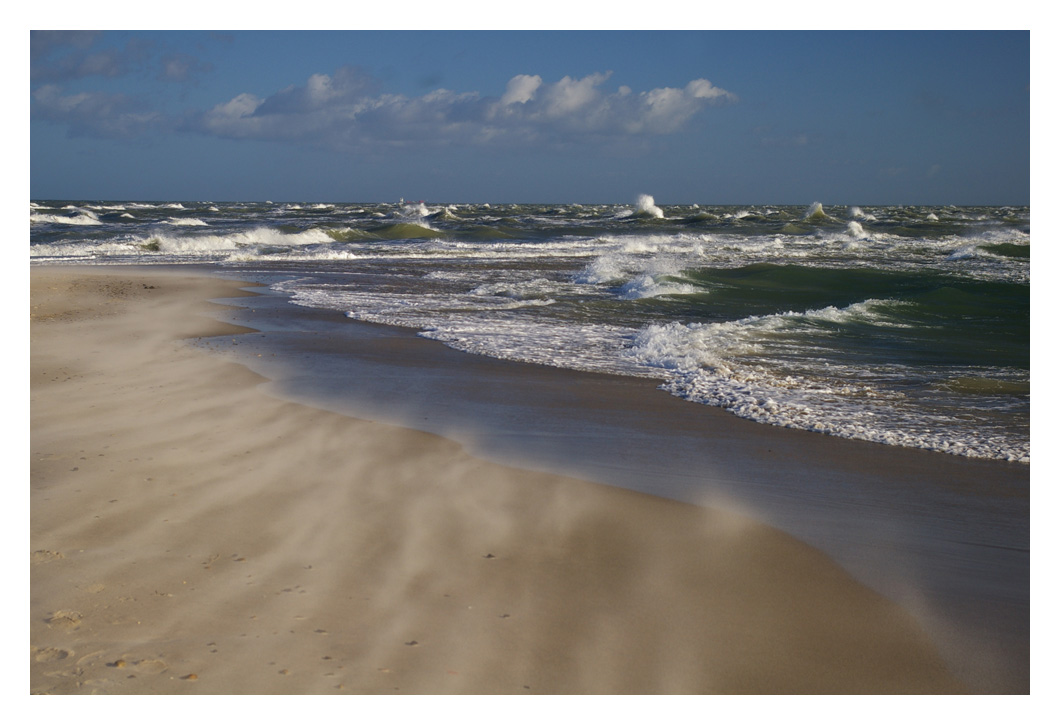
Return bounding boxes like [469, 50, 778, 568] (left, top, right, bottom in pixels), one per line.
[662, 263, 1029, 369]
[324, 228, 374, 242]
[365, 222, 446, 240]
[464, 226, 518, 240]
[981, 242, 1030, 258]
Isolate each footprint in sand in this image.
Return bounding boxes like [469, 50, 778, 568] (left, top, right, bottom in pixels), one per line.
[46, 610, 82, 630]
[134, 658, 168, 674]
[32, 550, 65, 563]
[32, 646, 72, 662]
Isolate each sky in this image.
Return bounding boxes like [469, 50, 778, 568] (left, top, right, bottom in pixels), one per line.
[28, 25, 1031, 205]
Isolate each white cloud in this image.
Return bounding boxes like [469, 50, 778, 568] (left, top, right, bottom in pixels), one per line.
[39, 65, 736, 148]
[500, 74, 543, 106]
[686, 78, 735, 101]
[198, 93, 267, 136]
[538, 72, 612, 118]
[188, 67, 736, 149]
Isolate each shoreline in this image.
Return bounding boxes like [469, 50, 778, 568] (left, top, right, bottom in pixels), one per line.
[206, 265, 1029, 694]
[30, 265, 1023, 693]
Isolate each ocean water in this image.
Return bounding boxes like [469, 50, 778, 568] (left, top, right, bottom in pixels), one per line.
[30, 197, 1030, 463]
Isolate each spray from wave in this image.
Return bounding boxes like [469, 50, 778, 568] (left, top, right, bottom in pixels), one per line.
[804, 202, 832, 222]
[634, 194, 664, 219]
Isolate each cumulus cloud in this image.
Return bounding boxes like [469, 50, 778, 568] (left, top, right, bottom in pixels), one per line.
[628, 79, 736, 133]
[539, 72, 612, 118]
[254, 66, 379, 115]
[32, 58, 736, 147]
[499, 74, 543, 106]
[185, 67, 736, 149]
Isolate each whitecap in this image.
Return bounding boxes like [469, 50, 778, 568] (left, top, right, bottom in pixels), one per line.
[30, 211, 102, 226]
[162, 217, 209, 226]
[634, 194, 664, 218]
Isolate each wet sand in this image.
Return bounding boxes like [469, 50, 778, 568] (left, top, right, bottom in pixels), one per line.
[29, 266, 1019, 694]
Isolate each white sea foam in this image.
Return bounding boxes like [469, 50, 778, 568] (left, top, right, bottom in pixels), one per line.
[30, 237, 152, 259]
[399, 202, 431, 218]
[627, 299, 919, 387]
[128, 226, 335, 259]
[227, 247, 364, 263]
[30, 211, 102, 225]
[804, 201, 832, 221]
[625, 309, 1024, 461]
[846, 221, 869, 239]
[635, 194, 664, 218]
[573, 233, 711, 289]
[627, 320, 743, 374]
[803, 298, 916, 328]
[947, 243, 982, 261]
[163, 217, 209, 226]
[122, 202, 185, 210]
[618, 275, 697, 300]
[417, 317, 627, 372]
[471, 278, 558, 299]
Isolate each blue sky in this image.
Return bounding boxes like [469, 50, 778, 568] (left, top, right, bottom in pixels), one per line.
[29, 28, 1030, 205]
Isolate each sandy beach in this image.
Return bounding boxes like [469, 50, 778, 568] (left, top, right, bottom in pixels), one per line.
[31, 265, 990, 694]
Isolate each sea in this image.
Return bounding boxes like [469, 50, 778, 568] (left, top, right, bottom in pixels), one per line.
[30, 196, 1030, 464]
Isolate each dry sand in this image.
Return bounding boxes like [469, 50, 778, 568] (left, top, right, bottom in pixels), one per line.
[30, 266, 966, 694]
